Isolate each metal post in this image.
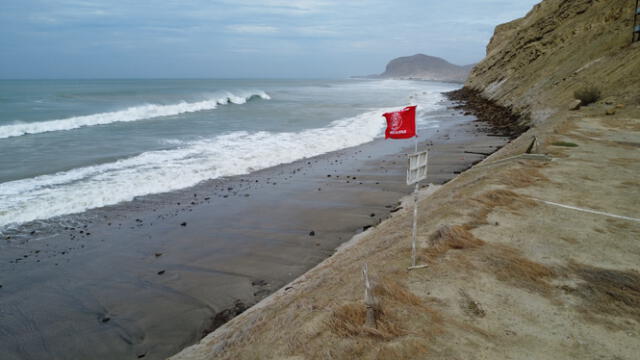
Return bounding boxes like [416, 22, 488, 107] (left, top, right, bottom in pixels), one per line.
[411, 181, 419, 267]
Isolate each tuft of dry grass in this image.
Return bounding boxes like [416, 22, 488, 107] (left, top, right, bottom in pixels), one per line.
[569, 262, 640, 323]
[430, 225, 485, 250]
[328, 303, 369, 337]
[373, 279, 424, 307]
[484, 245, 555, 295]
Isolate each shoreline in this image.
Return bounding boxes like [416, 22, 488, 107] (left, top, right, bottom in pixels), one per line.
[0, 102, 510, 360]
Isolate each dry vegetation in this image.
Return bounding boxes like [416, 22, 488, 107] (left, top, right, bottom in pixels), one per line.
[569, 262, 640, 324]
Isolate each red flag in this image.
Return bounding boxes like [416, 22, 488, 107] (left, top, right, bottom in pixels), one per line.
[383, 105, 416, 139]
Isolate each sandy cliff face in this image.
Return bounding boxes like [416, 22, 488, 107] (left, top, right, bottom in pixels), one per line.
[467, 0, 640, 123]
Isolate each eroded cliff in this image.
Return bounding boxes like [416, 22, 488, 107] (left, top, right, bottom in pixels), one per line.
[467, 0, 640, 123]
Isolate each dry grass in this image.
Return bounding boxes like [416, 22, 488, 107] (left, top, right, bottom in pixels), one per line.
[618, 180, 640, 189]
[484, 244, 555, 295]
[328, 278, 436, 340]
[373, 279, 425, 308]
[569, 262, 640, 323]
[473, 189, 535, 209]
[498, 166, 549, 188]
[374, 338, 429, 360]
[322, 276, 447, 360]
[429, 225, 485, 251]
[609, 158, 637, 167]
[463, 189, 536, 230]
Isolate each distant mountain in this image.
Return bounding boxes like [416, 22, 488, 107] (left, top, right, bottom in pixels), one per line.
[376, 54, 474, 83]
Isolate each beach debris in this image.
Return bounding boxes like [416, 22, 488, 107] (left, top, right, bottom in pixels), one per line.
[136, 352, 147, 358]
[605, 108, 616, 116]
[157, 270, 165, 275]
[309, 231, 315, 236]
[154, 252, 163, 257]
[370, 213, 375, 217]
[100, 316, 111, 323]
[180, 222, 187, 227]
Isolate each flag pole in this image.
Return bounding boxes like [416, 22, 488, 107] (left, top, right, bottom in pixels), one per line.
[411, 134, 419, 268]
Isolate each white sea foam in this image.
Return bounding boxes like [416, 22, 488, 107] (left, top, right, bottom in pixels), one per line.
[0, 90, 271, 139]
[0, 91, 444, 228]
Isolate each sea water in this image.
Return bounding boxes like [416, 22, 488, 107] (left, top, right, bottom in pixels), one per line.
[0, 79, 458, 228]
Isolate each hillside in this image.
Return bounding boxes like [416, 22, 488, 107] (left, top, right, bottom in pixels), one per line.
[378, 54, 473, 83]
[466, 0, 640, 122]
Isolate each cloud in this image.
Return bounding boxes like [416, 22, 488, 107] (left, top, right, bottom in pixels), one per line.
[220, 0, 333, 15]
[226, 24, 279, 34]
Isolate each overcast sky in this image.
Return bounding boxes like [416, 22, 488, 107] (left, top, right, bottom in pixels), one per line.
[0, 0, 540, 79]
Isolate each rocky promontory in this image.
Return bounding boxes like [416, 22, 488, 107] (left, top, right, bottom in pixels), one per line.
[375, 54, 474, 83]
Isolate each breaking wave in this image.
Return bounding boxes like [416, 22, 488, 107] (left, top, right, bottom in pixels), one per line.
[0, 91, 271, 139]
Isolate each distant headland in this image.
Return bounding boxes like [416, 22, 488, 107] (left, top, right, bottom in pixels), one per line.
[354, 53, 475, 83]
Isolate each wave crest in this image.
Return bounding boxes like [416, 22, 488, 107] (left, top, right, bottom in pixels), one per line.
[0, 90, 271, 139]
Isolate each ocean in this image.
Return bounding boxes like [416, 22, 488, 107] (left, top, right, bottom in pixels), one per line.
[0, 79, 458, 229]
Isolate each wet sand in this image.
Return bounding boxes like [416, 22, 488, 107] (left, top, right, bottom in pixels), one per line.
[0, 104, 509, 360]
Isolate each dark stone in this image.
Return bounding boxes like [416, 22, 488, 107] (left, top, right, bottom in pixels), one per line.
[309, 231, 315, 236]
[157, 270, 165, 275]
[180, 222, 187, 227]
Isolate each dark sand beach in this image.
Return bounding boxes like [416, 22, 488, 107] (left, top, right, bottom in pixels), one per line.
[0, 103, 509, 360]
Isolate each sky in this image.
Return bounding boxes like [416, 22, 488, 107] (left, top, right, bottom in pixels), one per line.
[0, 0, 541, 79]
